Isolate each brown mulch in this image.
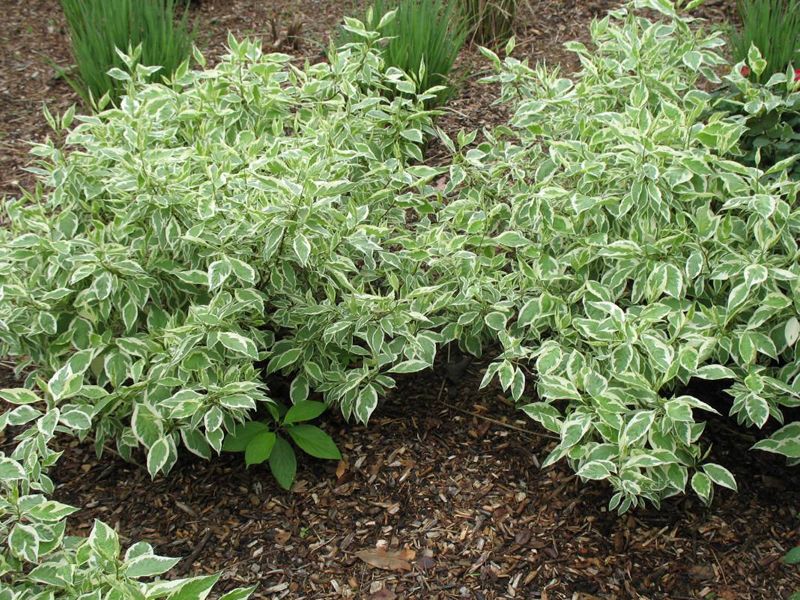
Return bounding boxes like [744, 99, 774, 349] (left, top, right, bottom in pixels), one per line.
[53, 356, 800, 600]
[4, 1, 799, 600]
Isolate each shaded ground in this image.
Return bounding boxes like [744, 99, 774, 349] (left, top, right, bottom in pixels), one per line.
[3, 1, 795, 600]
[54, 357, 800, 600]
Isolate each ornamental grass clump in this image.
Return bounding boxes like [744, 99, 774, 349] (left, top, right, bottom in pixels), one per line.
[60, 0, 194, 107]
[337, 0, 467, 106]
[459, 0, 515, 45]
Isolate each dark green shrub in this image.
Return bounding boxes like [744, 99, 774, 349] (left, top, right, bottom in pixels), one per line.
[60, 0, 194, 106]
[337, 0, 467, 106]
[729, 0, 800, 83]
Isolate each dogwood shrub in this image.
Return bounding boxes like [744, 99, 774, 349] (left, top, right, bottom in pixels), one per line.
[0, 0, 797, 534]
[0, 399, 255, 600]
[467, 0, 800, 510]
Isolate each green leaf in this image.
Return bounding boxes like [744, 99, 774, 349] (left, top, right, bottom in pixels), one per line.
[28, 500, 79, 522]
[245, 431, 277, 467]
[168, 574, 222, 600]
[268, 348, 302, 372]
[695, 365, 736, 380]
[218, 586, 259, 600]
[222, 422, 270, 452]
[228, 257, 257, 284]
[577, 460, 614, 480]
[286, 424, 341, 460]
[283, 401, 327, 425]
[9, 523, 39, 562]
[0, 388, 40, 404]
[744, 394, 770, 428]
[389, 360, 430, 374]
[293, 233, 311, 265]
[621, 411, 655, 448]
[702, 463, 737, 491]
[356, 384, 379, 424]
[147, 437, 170, 478]
[691, 472, 712, 504]
[88, 519, 120, 560]
[400, 129, 423, 144]
[0, 456, 26, 480]
[126, 554, 181, 578]
[218, 332, 259, 360]
[682, 50, 702, 71]
[484, 311, 508, 331]
[784, 547, 800, 565]
[269, 435, 297, 490]
[493, 231, 531, 248]
[208, 260, 232, 290]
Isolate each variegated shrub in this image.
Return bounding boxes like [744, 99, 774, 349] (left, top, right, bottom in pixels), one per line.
[0, 8, 797, 576]
[0, 395, 255, 600]
[465, 0, 800, 511]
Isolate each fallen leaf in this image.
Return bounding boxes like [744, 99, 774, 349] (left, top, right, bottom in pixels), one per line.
[336, 460, 347, 478]
[514, 530, 532, 545]
[689, 564, 714, 580]
[274, 529, 291, 545]
[356, 547, 416, 572]
[368, 588, 397, 600]
[417, 555, 436, 570]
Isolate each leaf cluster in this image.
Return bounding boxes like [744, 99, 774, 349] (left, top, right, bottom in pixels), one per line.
[221, 400, 341, 489]
[0, 398, 254, 600]
[711, 45, 800, 180]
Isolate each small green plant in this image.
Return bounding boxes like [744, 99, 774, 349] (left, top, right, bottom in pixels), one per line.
[60, 0, 194, 106]
[729, 0, 800, 83]
[337, 0, 467, 106]
[459, 0, 515, 45]
[222, 401, 341, 489]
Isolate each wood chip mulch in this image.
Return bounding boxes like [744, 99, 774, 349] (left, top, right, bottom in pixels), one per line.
[52, 357, 800, 600]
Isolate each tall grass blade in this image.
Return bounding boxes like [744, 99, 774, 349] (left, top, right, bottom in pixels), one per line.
[60, 0, 194, 106]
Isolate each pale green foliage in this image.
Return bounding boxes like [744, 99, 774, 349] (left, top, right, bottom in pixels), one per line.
[0, 32, 440, 479]
[0, 32, 434, 596]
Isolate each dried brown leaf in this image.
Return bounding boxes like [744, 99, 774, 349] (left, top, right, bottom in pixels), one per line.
[367, 588, 397, 600]
[356, 547, 416, 572]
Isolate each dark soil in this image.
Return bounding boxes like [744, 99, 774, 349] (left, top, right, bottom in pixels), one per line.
[4, 1, 798, 600]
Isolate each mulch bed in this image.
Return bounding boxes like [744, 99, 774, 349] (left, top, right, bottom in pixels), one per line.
[2, 0, 798, 599]
[53, 357, 800, 600]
